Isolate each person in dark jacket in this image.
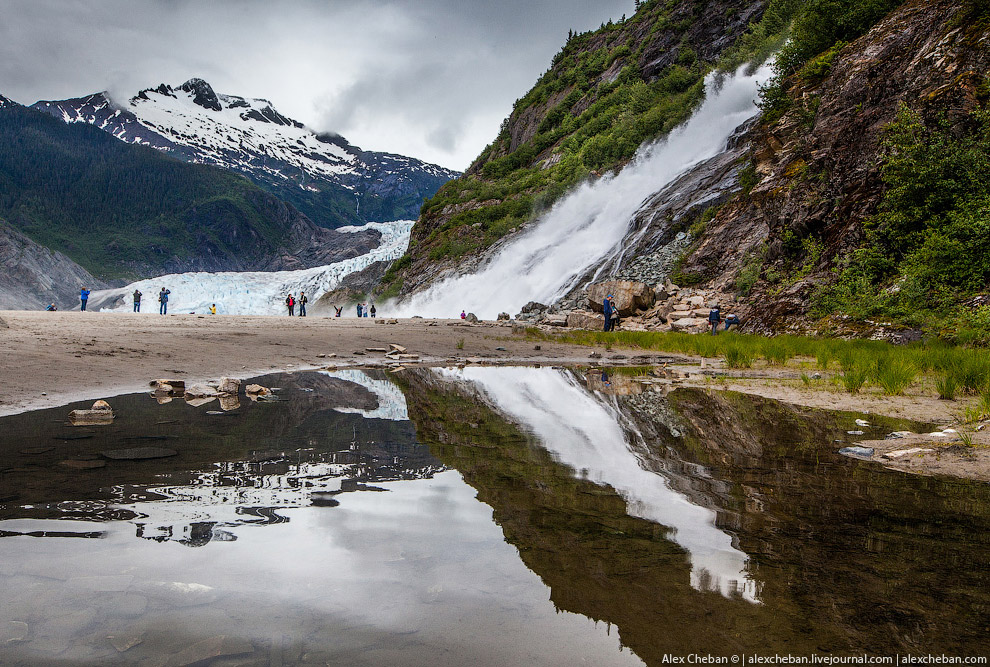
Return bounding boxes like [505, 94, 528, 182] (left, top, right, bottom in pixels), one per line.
[133, 289, 142, 313]
[158, 287, 170, 315]
[708, 304, 722, 335]
[286, 294, 295, 316]
[334, 306, 342, 317]
[298, 292, 307, 317]
[603, 294, 614, 332]
[369, 303, 376, 318]
[724, 313, 741, 331]
[79, 287, 90, 311]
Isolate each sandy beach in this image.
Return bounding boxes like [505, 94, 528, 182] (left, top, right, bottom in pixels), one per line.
[3, 309, 987, 481]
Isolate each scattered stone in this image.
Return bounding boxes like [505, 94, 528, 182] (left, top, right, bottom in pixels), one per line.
[839, 446, 874, 460]
[495, 346, 507, 351]
[150, 379, 185, 391]
[366, 347, 389, 353]
[397, 353, 420, 360]
[352, 350, 366, 355]
[92, 400, 112, 411]
[466, 357, 485, 364]
[102, 447, 178, 460]
[245, 384, 271, 396]
[544, 314, 568, 327]
[847, 430, 865, 436]
[387, 319, 399, 324]
[534, 345, 541, 351]
[497, 312, 510, 320]
[855, 419, 870, 427]
[589, 352, 602, 359]
[886, 431, 914, 439]
[882, 448, 934, 459]
[388, 344, 407, 353]
[218, 395, 240, 411]
[183, 383, 218, 399]
[60, 459, 107, 469]
[167, 635, 254, 666]
[465, 312, 479, 323]
[317, 353, 326, 358]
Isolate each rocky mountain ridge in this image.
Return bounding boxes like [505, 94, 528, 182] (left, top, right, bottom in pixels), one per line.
[32, 78, 458, 229]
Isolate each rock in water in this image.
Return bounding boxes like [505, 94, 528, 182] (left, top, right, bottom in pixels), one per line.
[245, 384, 271, 396]
[184, 383, 218, 398]
[68, 409, 114, 425]
[91, 400, 112, 411]
[217, 377, 240, 394]
[838, 446, 874, 460]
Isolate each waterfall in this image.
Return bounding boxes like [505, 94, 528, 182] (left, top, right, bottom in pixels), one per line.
[396, 64, 772, 319]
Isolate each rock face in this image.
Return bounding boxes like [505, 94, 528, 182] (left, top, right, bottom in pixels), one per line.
[567, 311, 605, 330]
[675, 0, 989, 332]
[0, 220, 105, 310]
[587, 281, 655, 317]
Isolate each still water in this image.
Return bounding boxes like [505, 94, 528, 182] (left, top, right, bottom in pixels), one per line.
[0, 367, 987, 665]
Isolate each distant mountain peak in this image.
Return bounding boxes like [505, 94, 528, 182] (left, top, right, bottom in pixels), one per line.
[0, 93, 16, 109]
[178, 77, 221, 111]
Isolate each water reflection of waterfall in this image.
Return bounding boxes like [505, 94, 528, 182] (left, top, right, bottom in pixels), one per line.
[397, 64, 772, 319]
[438, 366, 759, 603]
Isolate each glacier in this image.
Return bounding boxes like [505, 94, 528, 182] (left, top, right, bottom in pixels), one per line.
[92, 221, 413, 316]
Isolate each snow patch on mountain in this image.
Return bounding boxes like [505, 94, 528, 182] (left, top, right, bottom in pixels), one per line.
[91, 221, 413, 316]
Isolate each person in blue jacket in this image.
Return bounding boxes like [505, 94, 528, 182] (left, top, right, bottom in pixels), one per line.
[708, 304, 722, 335]
[603, 294, 613, 332]
[79, 287, 90, 311]
[158, 287, 170, 315]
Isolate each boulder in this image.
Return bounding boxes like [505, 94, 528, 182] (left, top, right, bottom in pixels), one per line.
[150, 379, 185, 391]
[218, 395, 241, 412]
[465, 312, 479, 323]
[497, 312, 511, 320]
[245, 384, 271, 396]
[217, 377, 240, 394]
[654, 286, 670, 302]
[566, 311, 605, 330]
[544, 314, 568, 327]
[519, 301, 548, 314]
[92, 400, 112, 411]
[587, 280, 655, 317]
[686, 295, 706, 307]
[670, 317, 705, 332]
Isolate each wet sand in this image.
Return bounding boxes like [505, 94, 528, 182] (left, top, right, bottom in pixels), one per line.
[2, 309, 987, 481]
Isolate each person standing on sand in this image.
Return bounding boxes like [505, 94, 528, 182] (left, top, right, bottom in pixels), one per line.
[363, 303, 369, 318]
[603, 294, 613, 332]
[299, 292, 308, 317]
[158, 287, 170, 315]
[370, 304, 376, 318]
[133, 289, 142, 313]
[209, 304, 217, 315]
[79, 287, 90, 311]
[357, 303, 362, 318]
[286, 293, 295, 316]
[334, 306, 342, 317]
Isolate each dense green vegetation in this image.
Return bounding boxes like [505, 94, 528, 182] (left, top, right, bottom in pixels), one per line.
[0, 103, 301, 280]
[526, 328, 990, 410]
[812, 107, 990, 341]
[386, 0, 804, 285]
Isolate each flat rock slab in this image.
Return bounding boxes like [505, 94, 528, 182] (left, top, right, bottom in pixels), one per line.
[60, 459, 107, 469]
[101, 447, 178, 460]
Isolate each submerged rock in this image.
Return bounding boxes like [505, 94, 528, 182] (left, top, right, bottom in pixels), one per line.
[68, 409, 114, 425]
[838, 446, 874, 460]
[102, 447, 178, 460]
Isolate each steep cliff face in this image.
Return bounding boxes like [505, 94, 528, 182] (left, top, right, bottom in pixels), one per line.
[384, 0, 771, 297]
[676, 0, 990, 333]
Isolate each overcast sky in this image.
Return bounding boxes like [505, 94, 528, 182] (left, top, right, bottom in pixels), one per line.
[0, 0, 632, 170]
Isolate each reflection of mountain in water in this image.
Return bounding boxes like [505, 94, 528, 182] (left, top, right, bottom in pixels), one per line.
[0, 370, 443, 546]
[398, 367, 990, 659]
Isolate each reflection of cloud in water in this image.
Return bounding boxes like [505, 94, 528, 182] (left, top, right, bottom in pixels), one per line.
[438, 366, 759, 603]
[321, 369, 410, 421]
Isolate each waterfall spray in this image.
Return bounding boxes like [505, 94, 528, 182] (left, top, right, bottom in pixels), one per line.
[396, 64, 772, 319]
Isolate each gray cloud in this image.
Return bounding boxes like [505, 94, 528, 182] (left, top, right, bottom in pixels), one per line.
[0, 0, 632, 169]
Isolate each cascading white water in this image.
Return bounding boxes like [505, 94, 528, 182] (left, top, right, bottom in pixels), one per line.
[438, 366, 759, 602]
[396, 64, 772, 319]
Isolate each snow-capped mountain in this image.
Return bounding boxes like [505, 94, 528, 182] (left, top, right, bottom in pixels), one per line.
[0, 94, 14, 109]
[32, 78, 458, 228]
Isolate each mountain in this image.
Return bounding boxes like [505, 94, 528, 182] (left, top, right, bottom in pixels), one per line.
[32, 78, 458, 228]
[0, 99, 380, 283]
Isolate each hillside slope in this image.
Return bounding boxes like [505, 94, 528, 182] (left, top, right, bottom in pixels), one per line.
[383, 0, 782, 297]
[32, 79, 458, 229]
[0, 100, 379, 282]
[675, 0, 990, 339]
